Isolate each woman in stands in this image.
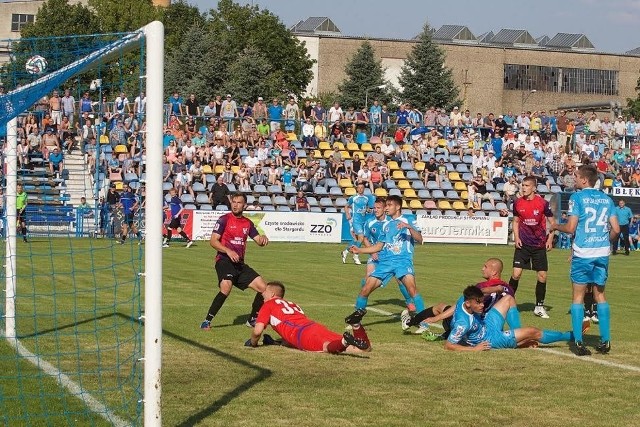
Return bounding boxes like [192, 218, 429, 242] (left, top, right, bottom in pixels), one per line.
[165, 140, 178, 165]
[235, 164, 250, 191]
[25, 115, 39, 136]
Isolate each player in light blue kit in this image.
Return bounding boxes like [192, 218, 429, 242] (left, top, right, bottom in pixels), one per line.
[445, 286, 580, 352]
[345, 195, 426, 326]
[554, 164, 619, 356]
[362, 197, 416, 315]
[342, 182, 375, 265]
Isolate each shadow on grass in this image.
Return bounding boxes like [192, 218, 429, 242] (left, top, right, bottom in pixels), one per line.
[212, 314, 251, 328]
[19, 312, 272, 426]
[367, 298, 406, 309]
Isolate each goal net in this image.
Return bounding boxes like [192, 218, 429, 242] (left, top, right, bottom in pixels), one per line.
[0, 22, 164, 426]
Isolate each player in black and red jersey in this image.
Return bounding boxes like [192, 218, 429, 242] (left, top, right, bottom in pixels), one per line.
[246, 281, 370, 353]
[509, 176, 556, 319]
[200, 193, 269, 331]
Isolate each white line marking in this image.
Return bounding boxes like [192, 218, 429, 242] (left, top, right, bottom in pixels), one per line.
[364, 306, 640, 373]
[3, 335, 130, 427]
[537, 348, 640, 373]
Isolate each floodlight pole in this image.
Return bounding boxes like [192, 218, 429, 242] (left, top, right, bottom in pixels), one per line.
[143, 20, 164, 427]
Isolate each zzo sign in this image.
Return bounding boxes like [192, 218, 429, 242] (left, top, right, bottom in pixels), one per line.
[306, 216, 341, 242]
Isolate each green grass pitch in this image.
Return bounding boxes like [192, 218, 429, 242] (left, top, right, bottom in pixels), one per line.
[2, 240, 640, 426]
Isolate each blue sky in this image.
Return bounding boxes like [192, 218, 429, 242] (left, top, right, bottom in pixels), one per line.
[191, 0, 640, 53]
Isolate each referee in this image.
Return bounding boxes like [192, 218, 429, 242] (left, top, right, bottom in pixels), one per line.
[16, 183, 28, 243]
[613, 199, 633, 256]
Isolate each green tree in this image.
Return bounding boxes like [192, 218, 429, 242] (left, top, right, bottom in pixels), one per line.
[222, 47, 278, 103]
[164, 22, 229, 99]
[88, 0, 159, 33]
[160, 0, 207, 54]
[207, 0, 313, 98]
[398, 23, 459, 110]
[337, 41, 388, 109]
[625, 76, 640, 118]
[20, 0, 100, 38]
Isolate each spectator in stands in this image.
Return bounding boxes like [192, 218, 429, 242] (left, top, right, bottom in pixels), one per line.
[78, 196, 93, 218]
[295, 164, 310, 191]
[343, 107, 357, 133]
[41, 128, 60, 159]
[235, 164, 251, 191]
[252, 165, 267, 186]
[267, 97, 283, 132]
[330, 120, 345, 143]
[380, 138, 396, 161]
[502, 175, 520, 208]
[369, 100, 382, 136]
[356, 107, 369, 133]
[380, 104, 390, 136]
[301, 118, 317, 149]
[295, 190, 310, 211]
[190, 158, 205, 186]
[174, 164, 194, 198]
[210, 174, 231, 209]
[49, 147, 64, 178]
[423, 157, 439, 186]
[17, 138, 30, 169]
[531, 160, 550, 191]
[471, 149, 484, 176]
[472, 173, 495, 209]
[357, 164, 374, 192]
[109, 119, 127, 149]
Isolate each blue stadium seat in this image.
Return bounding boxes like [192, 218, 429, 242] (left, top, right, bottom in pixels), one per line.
[432, 190, 445, 199]
[537, 184, 549, 194]
[254, 184, 267, 194]
[319, 197, 334, 207]
[284, 185, 297, 194]
[401, 161, 413, 171]
[406, 170, 420, 180]
[329, 186, 343, 196]
[462, 172, 473, 181]
[246, 195, 255, 204]
[481, 202, 495, 211]
[199, 204, 213, 210]
[440, 181, 453, 190]
[383, 180, 397, 189]
[486, 182, 495, 191]
[181, 194, 194, 203]
[310, 206, 323, 212]
[323, 207, 337, 213]
[314, 186, 328, 195]
[415, 209, 428, 216]
[426, 181, 440, 190]
[444, 210, 457, 216]
[429, 210, 442, 216]
[274, 196, 289, 205]
[216, 204, 228, 211]
[268, 185, 283, 195]
[411, 181, 425, 190]
[389, 188, 402, 197]
[462, 155, 473, 164]
[276, 205, 291, 212]
[325, 178, 338, 188]
[307, 197, 319, 207]
[258, 195, 273, 205]
[496, 182, 505, 192]
[227, 183, 237, 192]
[184, 203, 197, 210]
[446, 190, 460, 200]
[455, 163, 469, 173]
[162, 182, 173, 191]
[262, 205, 276, 211]
[550, 185, 562, 193]
[335, 197, 348, 208]
[196, 194, 209, 204]
[192, 182, 206, 193]
[495, 202, 508, 211]
[417, 189, 430, 199]
[449, 155, 461, 164]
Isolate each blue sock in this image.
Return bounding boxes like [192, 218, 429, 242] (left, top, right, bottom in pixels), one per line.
[597, 302, 611, 342]
[355, 295, 368, 310]
[570, 303, 584, 342]
[540, 330, 571, 344]
[506, 307, 522, 329]
[412, 293, 425, 313]
[397, 283, 413, 306]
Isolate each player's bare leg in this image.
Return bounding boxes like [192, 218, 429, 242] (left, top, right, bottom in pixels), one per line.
[246, 277, 268, 327]
[201, 279, 234, 330]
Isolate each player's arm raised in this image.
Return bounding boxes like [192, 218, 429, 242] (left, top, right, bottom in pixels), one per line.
[351, 241, 383, 254]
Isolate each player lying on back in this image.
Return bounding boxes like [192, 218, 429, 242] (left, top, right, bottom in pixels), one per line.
[246, 281, 371, 353]
[444, 286, 587, 352]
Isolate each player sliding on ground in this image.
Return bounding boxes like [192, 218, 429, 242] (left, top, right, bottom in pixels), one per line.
[246, 281, 370, 353]
[444, 286, 587, 352]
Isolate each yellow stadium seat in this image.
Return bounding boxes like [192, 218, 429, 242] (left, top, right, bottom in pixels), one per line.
[323, 150, 333, 158]
[313, 150, 322, 158]
[374, 187, 388, 197]
[361, 143, 373, 152]
[392, 170, 405, 179]
[452, 201, 467, 210]
[333, 142, 345, 150]
[231, 166, 240, 174]
[99, 134, 109, 144]
[398, 180, 411, 189]
[339, 179, 354, 188]
[114, 144, 128, 154]
[603, 178, 613, 188]
[403, 145, 412, 152]
[414, 161, 425, 172]
[114, 181, 124, 190]
[353, 151, 365, 159]
[409, 199, 423, 209]
[214, 165, 225, 174]
[454, 181, 467, 191]
[461, 191, 468, 200]
[299, 158, 307, 166]
[340, 150, 351, 159]
[438, 138, 447, 147]
[286, 132, 297, 141]
[344, 187, 356, 196]
[319, 141, 331, 150]
[402, 199, 408, 208]
[346, 142, 359, 151]
[403, 188, 417, 198]
[438, 200, 452, 210]
[202, 165, 212, 174]
[448, 172, 461, 181]
[387, 161, 399, 170]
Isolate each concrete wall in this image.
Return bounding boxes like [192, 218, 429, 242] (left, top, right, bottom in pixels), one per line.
[307, 35, 640, 114]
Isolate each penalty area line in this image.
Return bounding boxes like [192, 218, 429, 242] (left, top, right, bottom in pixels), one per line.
[3, 335, 130, 427]
[362, 306, 640, 373]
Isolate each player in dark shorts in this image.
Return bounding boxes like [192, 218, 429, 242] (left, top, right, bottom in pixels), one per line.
[200, 193, 269, 331]
[163, 188, 193, 248]
[119, 184, 141, 244]
[509, 176, 555, 319]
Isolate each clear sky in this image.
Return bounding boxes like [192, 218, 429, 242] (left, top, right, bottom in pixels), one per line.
[190, 0, 640, 53]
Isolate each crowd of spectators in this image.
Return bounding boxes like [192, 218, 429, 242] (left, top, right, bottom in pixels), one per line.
[10, 89, 640, 216]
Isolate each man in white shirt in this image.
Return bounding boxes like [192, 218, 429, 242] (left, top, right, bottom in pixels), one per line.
[244, 149, 260, 172]
[449, 106, 462, 128]
[210, 140, 226, 168]
[182, 139, 197, 166]
[134, 91, 146, 117]
[61, 89, 76, 126]
[613, 116, 626, 149]
[380, 139, 396, 160]
[221, 94, 238, 120]
[356, 164, 373, 191]
[328, 102, 343, 124]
